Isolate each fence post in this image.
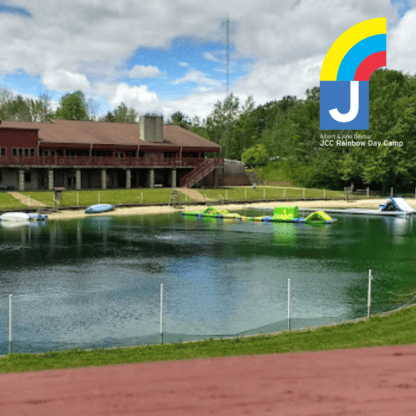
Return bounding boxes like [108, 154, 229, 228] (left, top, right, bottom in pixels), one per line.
[226, 190, 228, 201]
[303, 188, 306, 199]
[367, 187, 369, 199]
[391, 187, 393, 197]
[141, 192, 143, 204]
[160, 284, 164, 344]
[323, 189, 325, 199]
[287, 279, 291, 332]
[245, 189, 247, 200]
[77, 192, 79, 207]
[367, 269, 372, 319]
[263, 188, 266, 200]
[185, 193, 187, 202]
[98, 192, 100, 204]
[8, 294, 12, 354]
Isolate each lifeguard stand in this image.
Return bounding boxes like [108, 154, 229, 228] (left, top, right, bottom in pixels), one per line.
[53, 187, 65, 210]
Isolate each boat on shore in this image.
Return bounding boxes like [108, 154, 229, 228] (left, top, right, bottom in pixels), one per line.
[85, 204, 115, 214]
[0, 212, 48, 222]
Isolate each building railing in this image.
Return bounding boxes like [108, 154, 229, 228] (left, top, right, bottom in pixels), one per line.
[0, 156, 214, 168]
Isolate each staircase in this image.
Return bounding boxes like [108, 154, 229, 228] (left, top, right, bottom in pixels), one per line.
[180, 158, 223, 188]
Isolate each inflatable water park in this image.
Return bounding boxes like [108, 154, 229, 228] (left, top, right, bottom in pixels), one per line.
[182, 206, 337, 225]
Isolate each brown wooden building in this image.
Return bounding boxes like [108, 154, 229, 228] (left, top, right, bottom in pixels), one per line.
[0, 115, 224, 191]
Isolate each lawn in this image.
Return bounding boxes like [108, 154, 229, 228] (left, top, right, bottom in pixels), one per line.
[1, 304, 416, 374]
[0, 193, 27, 210]
[21, 189, 191, 208]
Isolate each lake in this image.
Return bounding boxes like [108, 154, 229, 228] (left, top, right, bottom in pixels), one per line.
[1, 209, 415, 354]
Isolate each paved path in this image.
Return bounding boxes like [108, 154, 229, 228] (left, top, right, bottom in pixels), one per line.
[1, 344, 416, 415]
[176, 188, 211, 202]
[8, 192, 46, 207]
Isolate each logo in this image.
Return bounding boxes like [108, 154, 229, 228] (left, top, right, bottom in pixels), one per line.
[320, 18, 386, 130]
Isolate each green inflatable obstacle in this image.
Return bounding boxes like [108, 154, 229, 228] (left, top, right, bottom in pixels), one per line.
[304, 211, 337, 224]
[272, 206, 300, 222]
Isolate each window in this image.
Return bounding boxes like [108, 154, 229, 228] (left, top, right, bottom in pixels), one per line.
[0, 172, 2, 182]
[30, 149, 35, 157]
[24, 148, 29, 156]
[13, 148, 17, 156]
[24, 172, 31, 183]
[0, 148, 5, 156]
[116, 152, 125, 158]
[18, 149, 23, 156]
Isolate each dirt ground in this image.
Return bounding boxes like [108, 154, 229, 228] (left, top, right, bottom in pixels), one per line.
[1, 344, 416, 415]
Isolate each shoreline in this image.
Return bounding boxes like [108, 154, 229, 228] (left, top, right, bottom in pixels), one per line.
[44, 198, 416, 221]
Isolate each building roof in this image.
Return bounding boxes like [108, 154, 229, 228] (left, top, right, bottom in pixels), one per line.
[0, 119, 220, 150]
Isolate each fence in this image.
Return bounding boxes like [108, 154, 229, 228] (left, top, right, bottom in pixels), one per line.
[2, 269, 415, 356]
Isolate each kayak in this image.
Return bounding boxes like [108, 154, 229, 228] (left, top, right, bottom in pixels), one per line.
[85, 204, 115, 214]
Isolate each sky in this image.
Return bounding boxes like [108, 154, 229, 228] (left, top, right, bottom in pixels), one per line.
[0, 0, 415, 122]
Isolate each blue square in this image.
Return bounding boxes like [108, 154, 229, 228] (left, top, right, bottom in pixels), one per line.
[320, 81, 369, 130]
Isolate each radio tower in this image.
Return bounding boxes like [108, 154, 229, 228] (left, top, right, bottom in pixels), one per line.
[226, 15, 230, 159]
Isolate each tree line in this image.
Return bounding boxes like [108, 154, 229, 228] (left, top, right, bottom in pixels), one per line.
[1, 68, 415, 191]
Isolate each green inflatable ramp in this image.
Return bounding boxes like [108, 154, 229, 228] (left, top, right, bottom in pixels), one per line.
[304, 211, 337, 224]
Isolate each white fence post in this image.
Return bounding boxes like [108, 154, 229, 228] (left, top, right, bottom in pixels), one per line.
[226, 190, 228, 200]
[367, 269, 372, 319]
[367, 187, 370, 198]
[391, 187, 393, 197]
[98, 192, 100, 204]
[8, 294, 12, 354]
[141, 192, 143, 204]
[160, 284, 164, 344]
[77, 192, 79, 207]
[263, 188, 266, 200]
[245, 189, 247, 200]
[287, 279, 291, 332]
[323, 189, 325, 199]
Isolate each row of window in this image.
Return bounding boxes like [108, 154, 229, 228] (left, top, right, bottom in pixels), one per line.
[0, 172, 31, 183]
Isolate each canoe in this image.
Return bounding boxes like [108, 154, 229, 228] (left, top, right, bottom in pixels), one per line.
[85, 204, 115, 214]
[0, 212, 48, 222]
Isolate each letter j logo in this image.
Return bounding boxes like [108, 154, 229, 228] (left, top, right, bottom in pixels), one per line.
[320, 18, 387, 130]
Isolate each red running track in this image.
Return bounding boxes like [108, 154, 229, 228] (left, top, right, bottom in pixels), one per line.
[1, 344, 416, 415]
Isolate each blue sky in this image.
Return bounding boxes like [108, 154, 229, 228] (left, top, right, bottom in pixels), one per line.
[0, 1, 415, 122]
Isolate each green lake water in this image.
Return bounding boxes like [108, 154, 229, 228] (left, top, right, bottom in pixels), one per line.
[1, 210, 416, 354]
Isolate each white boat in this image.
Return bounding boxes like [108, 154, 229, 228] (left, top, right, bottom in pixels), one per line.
[0, 212, 48, 222]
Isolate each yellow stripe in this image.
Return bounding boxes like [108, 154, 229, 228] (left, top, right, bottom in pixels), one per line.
[320, 18, 386, 81]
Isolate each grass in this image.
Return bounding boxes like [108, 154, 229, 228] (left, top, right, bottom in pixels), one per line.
[20, 189, 190, 208]
[0, 193, 27, 209]
[200, 186, 345, 201]
[1, 305, 416, 374]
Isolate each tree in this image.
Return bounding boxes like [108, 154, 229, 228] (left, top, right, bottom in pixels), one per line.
[113, 102, 137, 123]
[242, 144, 269, 166]
[170, 111, 190, 129]
[55, 90, 89, 121]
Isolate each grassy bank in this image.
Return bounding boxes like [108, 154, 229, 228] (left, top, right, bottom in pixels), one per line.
[1, 305, 416, 374]
[0, 193, 27, 210]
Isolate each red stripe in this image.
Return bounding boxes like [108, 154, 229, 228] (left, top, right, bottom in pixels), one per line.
[354, 51, 386, 81]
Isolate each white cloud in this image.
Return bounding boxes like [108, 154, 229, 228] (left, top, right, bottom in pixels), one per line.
[41, 69, 91, 92]
[110, 83, 160, 114]
[126, 65, 162, 78]
[203, 51, 224, 63]
[172, 69, 221, 87]
[178, 62, 189, 67]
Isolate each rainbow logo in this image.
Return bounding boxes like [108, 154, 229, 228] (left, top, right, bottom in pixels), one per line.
[320, 18, 386, 130]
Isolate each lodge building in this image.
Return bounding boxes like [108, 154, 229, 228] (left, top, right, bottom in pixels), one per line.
[0, 115, 225, 191]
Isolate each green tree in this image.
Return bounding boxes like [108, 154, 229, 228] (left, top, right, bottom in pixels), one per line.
[242, 144, 269, 166]
[55, 90, 89, 121]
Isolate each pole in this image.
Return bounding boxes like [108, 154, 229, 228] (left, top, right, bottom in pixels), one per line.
[160, 284, 164, 344]
[367, 187, 370, 198]
[245, 189, 247, 200]
[77, 192, 79, 207]
[263, 188, 266, 200]
[226, 190, 228, 200]
[391, 187, 393, 197]
[323, 189, 325, 199]
[98, 192, 100, 204]
[141, 192, 143, 204]
[8, 294, 12, 354]
[367, 269, 372, 319]
[287, 279, 291, 332]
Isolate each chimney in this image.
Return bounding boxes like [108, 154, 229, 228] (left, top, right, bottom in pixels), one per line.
[139, 114, 163, 143]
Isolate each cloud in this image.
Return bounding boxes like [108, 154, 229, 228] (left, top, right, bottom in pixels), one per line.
[203, 51, 224, 63]
[126, 65, 162, 78]
[172, 69, 221, 87]
[110, 83, 160, 114]
[41, 69, 91, 92]
[178, 62, 189, 67]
